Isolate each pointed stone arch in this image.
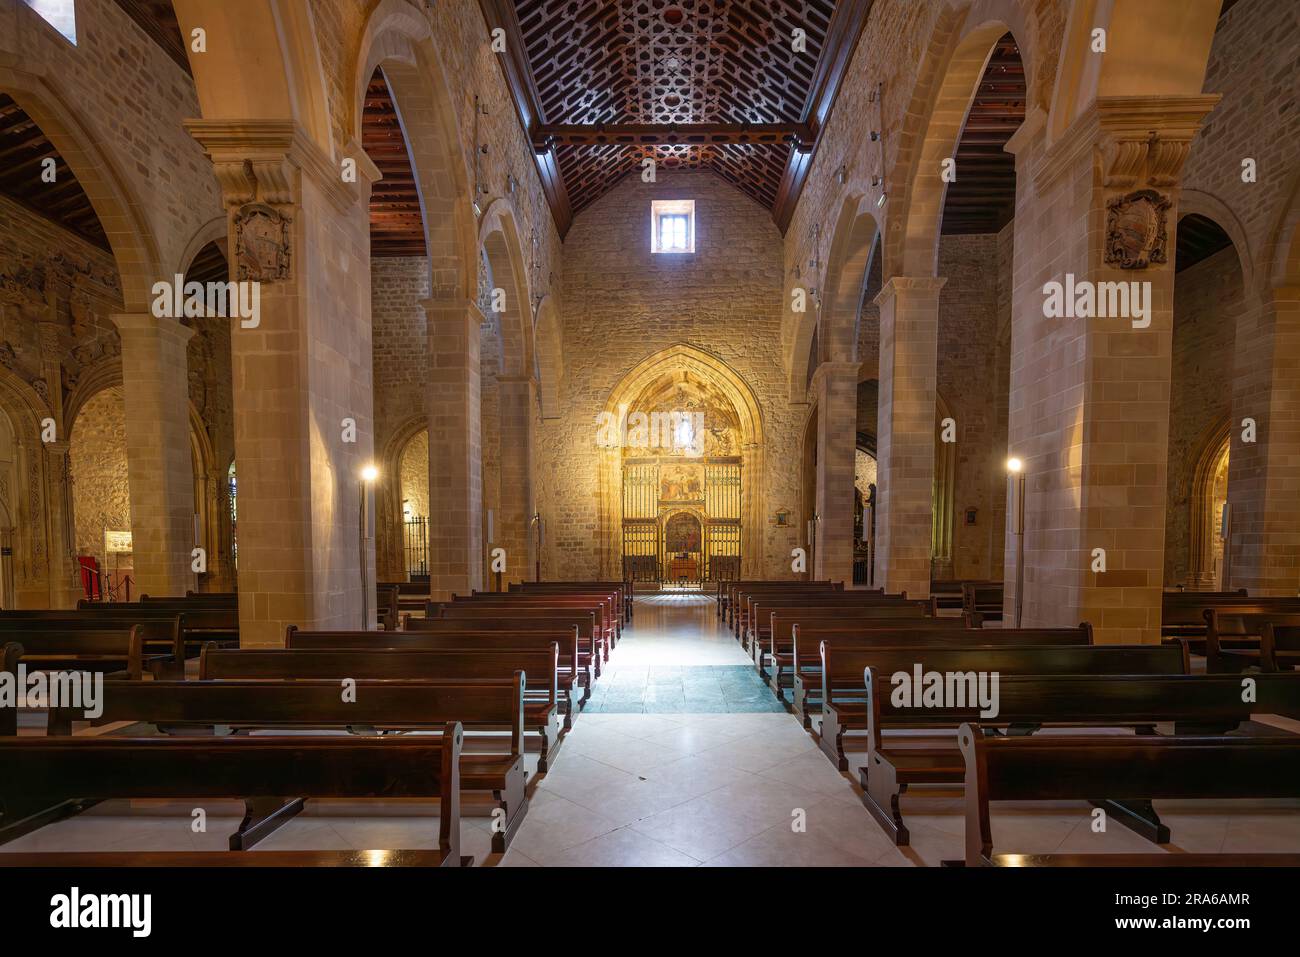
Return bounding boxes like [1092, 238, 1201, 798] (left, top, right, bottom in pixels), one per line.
[598, 344, 765, 579]
[886, 4, 1032, 279]
[790, 193, 880, 401]
[1186, 415, 1232, 590]
[533, 294, 564, 420]
[0, 68, 163, 313]
[354, 0, 477, 302]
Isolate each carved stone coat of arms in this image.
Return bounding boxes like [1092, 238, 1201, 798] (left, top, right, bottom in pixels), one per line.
[1104, 189, 1171, 269]
[234, 203, 292, 282]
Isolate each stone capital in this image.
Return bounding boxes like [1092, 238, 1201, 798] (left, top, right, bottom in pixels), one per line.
[873, 276, 947, 308]
[109, 313, 197, 347]
[420, 297, 485, 331]
[1041, 94, 1220, 193]
[185, 118, 362, 214]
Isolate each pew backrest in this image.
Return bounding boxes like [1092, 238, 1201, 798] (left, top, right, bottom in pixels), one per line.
[959, 724, 1300, 865]
[199, 644, 559, 709]
[51, 676, 525, 753]
[820, 642, 1189, 710]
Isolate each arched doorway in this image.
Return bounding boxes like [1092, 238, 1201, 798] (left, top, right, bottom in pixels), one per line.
[68, 386, 132, 599]
[399, 428, 430, 581]
[600, 345, 763, 585]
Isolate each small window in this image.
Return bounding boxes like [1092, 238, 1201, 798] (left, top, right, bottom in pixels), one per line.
[651, 199, 695, 254]
[23, 0, 77, 45]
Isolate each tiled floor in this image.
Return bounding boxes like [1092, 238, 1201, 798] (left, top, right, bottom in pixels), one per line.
[12, 592, 1300, 866]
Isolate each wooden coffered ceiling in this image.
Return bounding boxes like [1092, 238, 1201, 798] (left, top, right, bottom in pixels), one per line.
[0, 94, 108, 250]
[940, 32, 1023, 236]
[363, 69, 428, 257]
[482, 0, 874, 236]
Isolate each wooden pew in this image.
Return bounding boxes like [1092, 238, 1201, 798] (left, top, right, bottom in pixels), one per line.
[816, 642, 1188, 771]
[456, 592, 621, 647]
[0, 731, 470, 865]
[0, 849, 463, 867]
[200, 644, 564, 771]
[863, 669, 1300, 845]
[720, 580, 840, 624]
[1160, 593, 1300, 652]
[378, 580, 432, 614]
[1, 630, 151, 688]
[513, 581, 633, 623]
[733, 586, 881, 641]
[1261, 618, 1300, 673]
[961, 582, 1005, 622]
[766, 615, 973, 703]
[1204, 608, 1300, 672]
[1, 609, 238, 676]
[0, 616, 177, 671]
[780, 620, 1088, 722]
[958, 724, 1300, 866]
[429, 604, 607, 669]
[376, 584, 400, 631]
[47, 675, 528, 852]
[733, 586, 870, 639]
[288, 624, 590, 717]
[932, 579, 994, 611]
[746, 598, 934, 660]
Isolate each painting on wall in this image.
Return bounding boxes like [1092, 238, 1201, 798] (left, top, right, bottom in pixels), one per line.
[660, 463, 704, 502]
[665, 512, 702, 553]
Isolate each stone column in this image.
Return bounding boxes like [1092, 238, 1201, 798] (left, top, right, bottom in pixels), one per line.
[873, 278, 944, 600]
[812, 360, 859, 585]
[1003, 97, 1217, 642]
[424, 297, 485, 599]
[35, 322, 78, 606]
[187, 120, 379, 646]
[1226, 284, 1300, 595]
[111, 313, 196, 598]
[40, 440, 80, 607]
[496, 373, 536, 584]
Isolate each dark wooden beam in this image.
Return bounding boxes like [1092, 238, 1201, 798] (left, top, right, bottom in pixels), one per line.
[478, 0, 572, 237]
[536, 122, 806, 147]
[773, 0, 875, 233]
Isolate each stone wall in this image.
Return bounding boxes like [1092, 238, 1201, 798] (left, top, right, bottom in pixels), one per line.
[539, 171, 796, 578]
[0, 0, 223, 290]
[936, 233, 1002, 580]
[372, 257, 432, 452]
[1164, 246, 1240, 585]
[68, 386, 130, 560]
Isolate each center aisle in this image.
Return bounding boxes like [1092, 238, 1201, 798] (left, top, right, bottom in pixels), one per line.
[582, 594, 784, 713]
[509, 591, 892, 865]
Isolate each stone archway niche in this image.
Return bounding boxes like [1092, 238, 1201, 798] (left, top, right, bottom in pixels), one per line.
[598, 345, 764, 582]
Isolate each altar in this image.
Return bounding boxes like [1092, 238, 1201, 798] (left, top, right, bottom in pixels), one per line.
[668, 557, 698, 581]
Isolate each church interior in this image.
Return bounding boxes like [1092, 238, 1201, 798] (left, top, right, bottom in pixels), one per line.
[1, 0, 1299, 895]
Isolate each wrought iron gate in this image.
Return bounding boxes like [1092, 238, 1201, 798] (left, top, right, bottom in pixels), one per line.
[620, 457, 742, 584]
[404, 516, 428, 580]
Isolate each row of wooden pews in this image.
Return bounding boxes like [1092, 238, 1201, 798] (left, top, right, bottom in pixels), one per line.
[1160, 589, 1300, 671]
[730, 579, 1300, 865]
[0, 582, 633, 865]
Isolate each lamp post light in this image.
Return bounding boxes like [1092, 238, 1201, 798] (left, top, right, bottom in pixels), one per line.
[360, 464, 379, 629]
[1006, 457, 1025, 628]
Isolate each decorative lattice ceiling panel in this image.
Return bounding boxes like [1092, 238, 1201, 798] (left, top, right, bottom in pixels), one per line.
[491, 0, 871, 234]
